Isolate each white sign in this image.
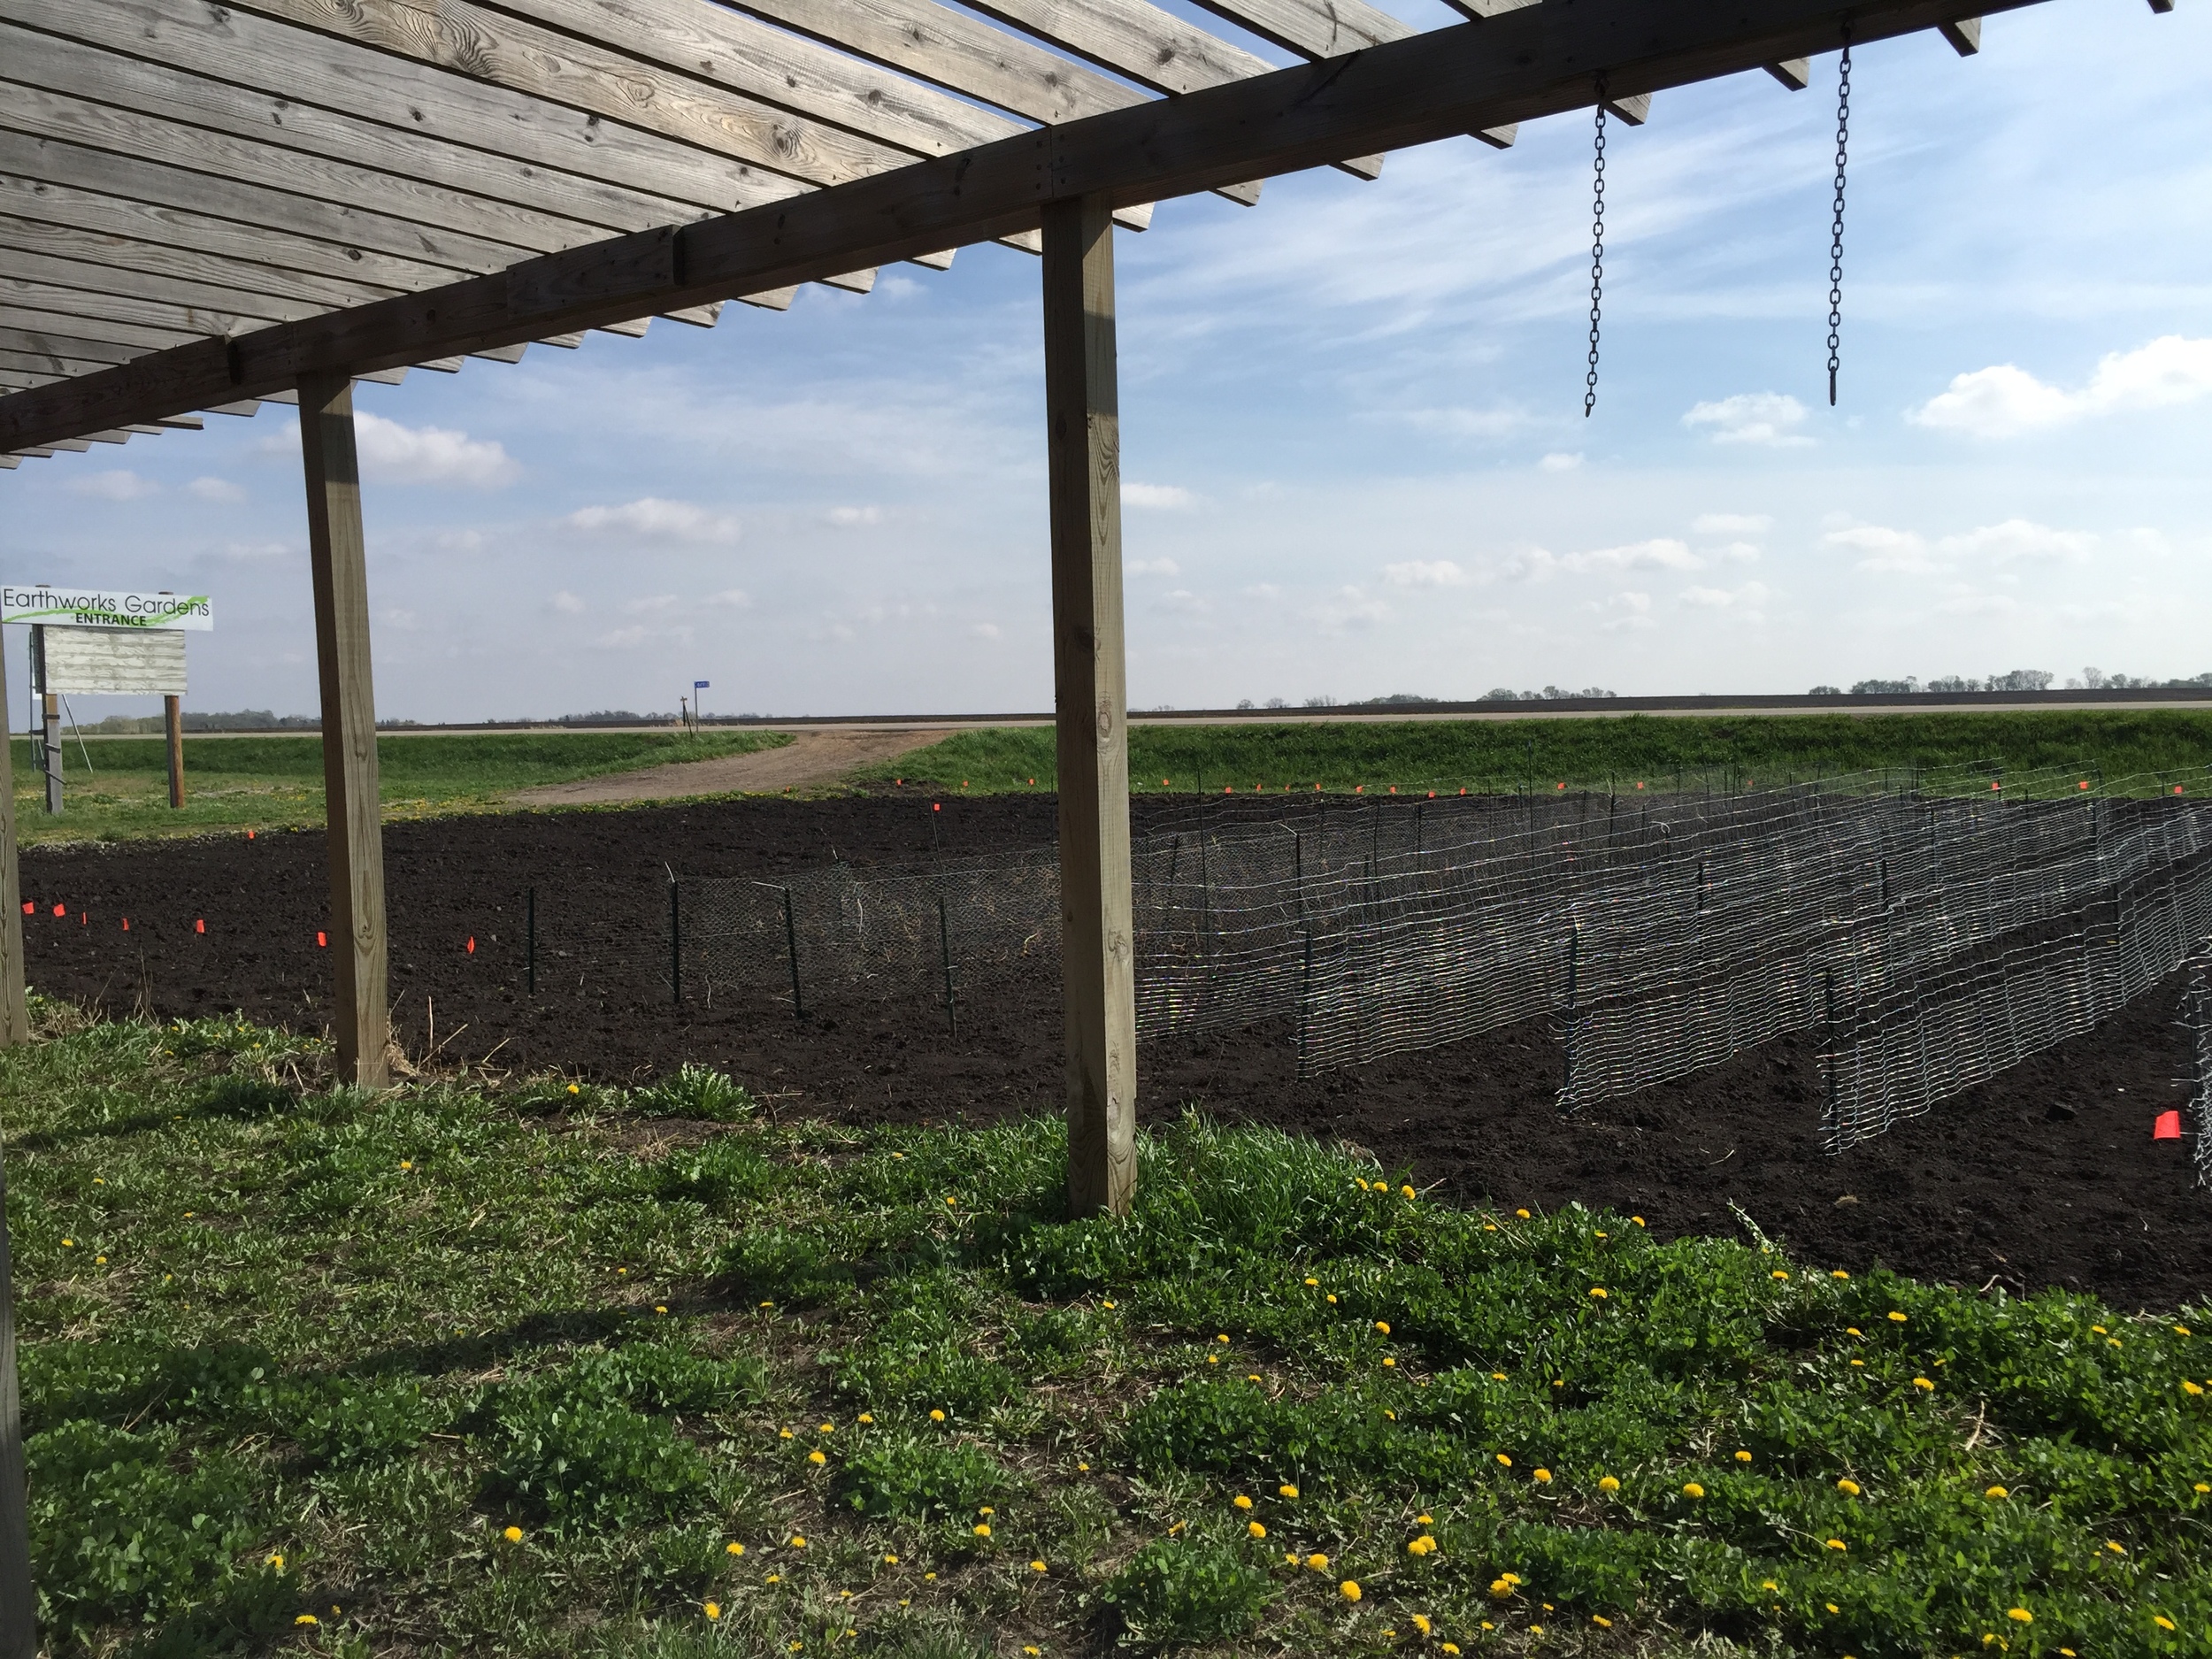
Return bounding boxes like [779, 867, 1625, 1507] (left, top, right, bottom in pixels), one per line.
[42, 629, 187, 695]
[3, 586, 212, 631]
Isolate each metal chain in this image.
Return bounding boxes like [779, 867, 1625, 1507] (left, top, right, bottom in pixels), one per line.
[1585, 82, 1608, 419]
[1825, 32, 1853, 407]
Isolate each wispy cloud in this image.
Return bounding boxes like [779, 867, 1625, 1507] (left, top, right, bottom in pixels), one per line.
[1382, 559, 1471, 588]
[1682, 394, 1811, 448]
[65, 470, 159, 501]
[186, 476, 246, 503]
[566, 498, 741, 544]
[354, 411, 519, 488]
[1123, 482, 1197, 511]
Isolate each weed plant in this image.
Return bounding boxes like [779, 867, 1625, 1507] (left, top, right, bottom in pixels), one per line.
[5, 1005, 2208, 1655]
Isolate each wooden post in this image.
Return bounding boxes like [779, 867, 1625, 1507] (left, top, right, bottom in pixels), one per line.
[0, 624, 35, 1658]
[30, 632, 56, 818]
[1043, 193, 1135, 1218]
[164, 694, 185, 808]
[298, 373, 389, 1087]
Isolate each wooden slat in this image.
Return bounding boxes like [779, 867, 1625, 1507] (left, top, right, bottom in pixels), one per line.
[299, 373, 391, 1089]
[1765, 58, 1813, 87]
[0, 130, 510, 280]
[6, 0, 804, 219]
[0, 198, 443, 302]
[0, 247, 325, 325]
[484, 0, 1022, 157]
[0, 0, 2046, 449]
[0, 325, 141, 364]
[0, 275, 258, 340]
[0, 29, 672, 246]
[1193, 0, 1410, 57]
[0, 347, 112, 377]
[221, 0, 911, 187]
[966, 0, 1384, 177]
[0, 303, 197, 349]
[1043, 189, 1135, 1218]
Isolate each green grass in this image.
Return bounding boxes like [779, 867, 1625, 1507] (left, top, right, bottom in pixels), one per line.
[9, 1008, 2209, 1656]
[867, 711, 2212, 797]
[8, 731, 791, 844]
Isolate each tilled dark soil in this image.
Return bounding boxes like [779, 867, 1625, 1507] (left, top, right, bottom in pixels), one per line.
[19, 795, 2209, 1310]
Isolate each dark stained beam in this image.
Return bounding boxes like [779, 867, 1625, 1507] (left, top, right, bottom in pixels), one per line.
[0, 0, 2059, 451]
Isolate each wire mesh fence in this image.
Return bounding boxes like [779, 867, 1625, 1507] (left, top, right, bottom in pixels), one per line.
[2185, 955, 2212, 1191]
[549, 761, 2212, 1159]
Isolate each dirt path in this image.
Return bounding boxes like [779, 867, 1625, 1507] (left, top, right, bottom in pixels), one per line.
[510, 728, 949, 806]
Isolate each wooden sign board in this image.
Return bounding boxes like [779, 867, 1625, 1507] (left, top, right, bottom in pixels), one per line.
[39, 628, 187, 695]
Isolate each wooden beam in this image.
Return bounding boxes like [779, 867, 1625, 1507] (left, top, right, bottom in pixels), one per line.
[298, 373, 390, 1088]
[1042, 192, 1134, 1219]
[0, 28, 687, 244]
[1193, 0, 1410, 58]
[0, 0, 2052, 449]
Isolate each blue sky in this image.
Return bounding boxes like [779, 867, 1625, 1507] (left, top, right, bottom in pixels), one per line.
[5, 0, 2209, 722]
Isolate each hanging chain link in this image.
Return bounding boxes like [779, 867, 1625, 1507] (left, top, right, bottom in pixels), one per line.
[1585, 81, 1608, 419]
[1825, 31, 1853, 407]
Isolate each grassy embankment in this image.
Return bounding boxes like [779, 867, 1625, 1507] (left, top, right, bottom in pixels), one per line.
[6, 731, 790, 845]
[867, 710, 2212, 799]
[13, 1008, 2208, 1656]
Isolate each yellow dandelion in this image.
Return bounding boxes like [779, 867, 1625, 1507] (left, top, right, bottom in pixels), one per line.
[1735, 1450, 1753, 1463]
[1327, 1294, 1339, 1304]
[1985, 1486, 2008, 1500]
[979, 1507, 994, 1516]
[567, 1083, 580, 1094]
[1887, 1311, 1908, 1324]
[858, 1412, 875, 1424]
[1598, 1476, 1620, 1493]
[1772, 1271, 1789, 1281]
[973, 1524, 990, 1537]
[1912, 1377, 1935, 1392]
[295, 1615, 319, 1626]
[1416, 1514, 1432, 1524]
[1837, 1479, 1861, 1496]
[1532, 1468, 1552, 1484]
[2007, 1609, 2032, 1624]
[930, 1409, 946, 1422]
[1588, 1287, 1608, 1300]
[503, 1525, 524, 1543]
[1517, 1209, 1532, 1218]
[1682, 1482, 1704, 1499]
[1031, 1559, 1048, 1572]
[1825, 1539, 1847, 1552]
[1412, 1615, 1432, 1634]
[1444, 1646, 1463, 1655]
[704, 1601, 721, 1620]
[2155, 1616, 2177, 1631]
[1402, 1184, 1417, 1199]
[790, 1536, 808, 1548]
[808, 1449, 826, 1465]
[1279, 1484, 1300, 1499]
[2185, 1381, 2205, 1396]
[1233, 1494, 1253, 1509]
[1304, 1277, 1319, 1286]
[1496, 1454, 1513, 1467]
[1248, 1521, 1266, 1538]
[1382, 1356, 1397, 1368]
[882, 1554, 897, 1564]
[1832, 1269, 1850, 1279]
[1374, 1320, 1391, 1335]
[780, 1428, 794, 1440]
[1593, 1615, 1612, 1628]
[1217, 1333, 1230, 1344]
[1306, 1553, 1329, 1571]
[2105, 1540, 2126, 1555]
[727, 1542, 746, 1556]
[1761, 1581, 1778, 1592]
[1632, 1216, 1645, 1226]
[818, 1422, 834, 1432]
[1340, 1579, 1362, 1601]
[2177, 1325, 2193, 1337]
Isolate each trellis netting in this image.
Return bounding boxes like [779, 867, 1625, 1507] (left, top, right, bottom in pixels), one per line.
[648, 765, 2212, 1156]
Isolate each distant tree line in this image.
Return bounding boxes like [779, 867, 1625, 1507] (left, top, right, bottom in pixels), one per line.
[1809, 670, 2212, 695]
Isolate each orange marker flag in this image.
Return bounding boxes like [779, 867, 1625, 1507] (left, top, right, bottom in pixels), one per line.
[121, 918, 130, 932]
[50, 903, 64, 918]
[317, 931, 327, 949]
[466, 936, 476, 955]
[195, 918, 206, 934]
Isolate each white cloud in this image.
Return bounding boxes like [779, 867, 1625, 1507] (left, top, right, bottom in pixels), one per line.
[1679, 581, 1771, 622]
[1601, 591, 1655, 632]
[565, 497, 741, 544]
[1682, 393, 1812, 448]
[1310, 586, 1388, 630]
[65, 470, 159, 501]
[1693, 512, 1771, 534]
[1243, 582, 1283, 602]
[1156, 588, 1210, 614]
[551, 590, 587, 614]
[1539, 452, 1584, 472]
[706, 588, 752, 609]
[186, 476, 246, 503]
[1908, 336, 2212, 437]
[1382, 559, 1471, 588]
[1125, 557, 1181, 577]
[623, 594, 680, 615]
[970, 622, 1001, 639]
[1513, 538, 1702, 580]
[1122, 482, 1197, 510]
[1826, 518, 2095, 575]
[1392, 406, 1530, 442]
[354, 411, 519, 488]
[217, 540, 294, 561]
[826, 505, 881, 526]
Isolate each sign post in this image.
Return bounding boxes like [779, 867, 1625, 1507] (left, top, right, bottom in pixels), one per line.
[694, 680, 710, 732]
[1, 587, 211, 815]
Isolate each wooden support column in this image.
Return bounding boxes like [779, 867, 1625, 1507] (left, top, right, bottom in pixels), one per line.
[0, 620, 35, 1659]
[298, 373, 389, 1087]
[1042, 193, 1135, 1218]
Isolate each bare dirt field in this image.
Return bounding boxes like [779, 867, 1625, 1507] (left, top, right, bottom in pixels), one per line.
[508, 727, 949, 805]
[19, 793, 2208, 1310]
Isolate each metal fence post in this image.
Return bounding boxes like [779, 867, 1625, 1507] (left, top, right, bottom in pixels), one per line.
[1296, 926, 1314, 1076]
[1562, 922, 1579, 1102]
[668, 877, 680, 1007]
[937, 893, 957, 1039]
[782, 885, 804, 1021]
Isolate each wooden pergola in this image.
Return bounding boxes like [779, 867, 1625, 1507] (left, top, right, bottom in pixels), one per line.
[0, 0, 2166, 1639]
